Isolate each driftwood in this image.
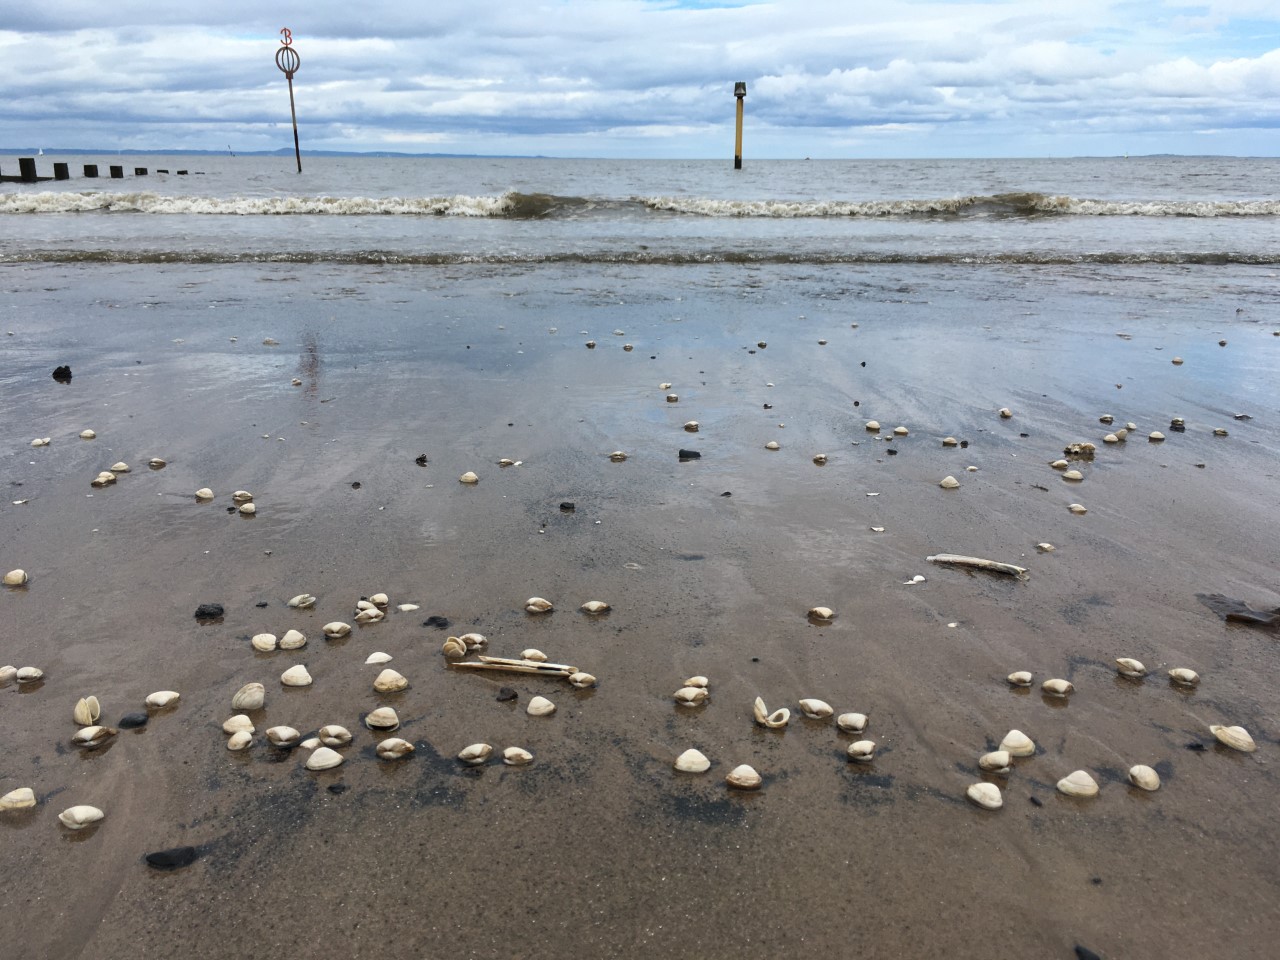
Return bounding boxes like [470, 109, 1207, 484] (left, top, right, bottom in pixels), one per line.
[926, 554, 1029, 580]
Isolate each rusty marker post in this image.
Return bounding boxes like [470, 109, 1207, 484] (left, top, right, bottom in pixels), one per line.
[275, 28, 302, 173]
[733, 82, 746, 170]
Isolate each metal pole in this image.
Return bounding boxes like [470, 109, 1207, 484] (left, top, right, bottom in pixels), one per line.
[733, 82, 746, 170]
[276, 29, 302, 173]
[288, 76, 301, 173]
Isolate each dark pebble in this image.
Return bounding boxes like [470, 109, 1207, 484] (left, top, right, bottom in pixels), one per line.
[1090, 877, 1102, 885]
[423, 616, 450, 630]
[1029, 796, 1043, 807]
[853, 400, 860, 407]
[1019, 432, 1029, 438]
[118, 712, 149, 729]
[720, 491, 732, 497]
[757, 341, 767, 349]
[327, 783, 348, 795]
[559, 501, 575, 512]
[414, 454, 429, 466]
[751, 656, 759, 662]
[1185, 742, 1206, 752]
[145, 846, 197, 870]
[748, 349, 756, 354]
[255, 601, 268, 608]
[860, 361, 866, 367]
[52, 365, 73, 383]
[959, 440, 969, 448]
[678, 449, 701, 460]
[351, 481, 362, 489]
[496, 687, 518, 702]
[193, 603, 224, 621]
[1075, 946, 1102, 960]
[763, 403, 772, 409]
[886, 448, 897, 456]
[225, 506, 236, 514]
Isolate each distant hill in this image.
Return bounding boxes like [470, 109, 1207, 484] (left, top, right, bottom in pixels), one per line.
[0, 147, 542, 158]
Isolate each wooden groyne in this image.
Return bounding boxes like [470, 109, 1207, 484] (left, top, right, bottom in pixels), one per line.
[0, 158, 195, 183]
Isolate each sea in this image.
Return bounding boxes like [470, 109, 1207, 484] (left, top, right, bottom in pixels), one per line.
[1, 154, 1278, 266]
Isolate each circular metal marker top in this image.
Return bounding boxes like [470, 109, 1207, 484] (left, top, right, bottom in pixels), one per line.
[275, 46, 300, 78]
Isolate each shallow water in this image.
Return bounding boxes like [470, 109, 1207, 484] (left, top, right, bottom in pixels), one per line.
[1, 259, 1279, 959]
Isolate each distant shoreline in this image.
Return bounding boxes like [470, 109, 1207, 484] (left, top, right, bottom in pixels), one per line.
[0, 149, 1257, 161]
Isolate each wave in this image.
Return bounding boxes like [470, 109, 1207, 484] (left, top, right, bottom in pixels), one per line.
[1, 190, 1277, 219]
[3, 249, 1275, 266]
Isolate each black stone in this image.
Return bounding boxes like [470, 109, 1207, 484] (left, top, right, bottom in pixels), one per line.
[327, 783, 348, 795]
[496, 687, 518, 702]
[193, 603, 224, 621]
[423, 616, 450, 630]
[118, 712, 149, 729]
[1019, 432, 1029, 438]
[1029, 796, 1043, 807]
[720, 491, 732, 497]
[886, 448, 897, 456]
[52, 365, 72, 383]
[255, 601, 269, 608]
[1090, 877, 1103, 885]
[853, 400, 860, 407]
[959, 440, 969, 448]
[351, 481, 362, 489]
[414, 454, 429, 466]
[1074, 946, 1103, 960]
[1185, 742, 1206, 752]
[763, 403, 772, 409]
[860, 361, 866, 367]
[559, 501, 575, 512]
[145, 846, 197, 870]
[678, 449, 701, 460]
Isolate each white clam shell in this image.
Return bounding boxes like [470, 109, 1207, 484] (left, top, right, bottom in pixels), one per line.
[148, 457, 166, 468]
[1068, 503, 1087, 514]
[0, 787, 37, 810]
[764, 440, 780, 450]
[674, 749, 711, 773]
[1062, 469, 1083, 481]
[288, 594, 317, 609]
[318, 724, 352, 746]
[441, 637, 467, 658]
[266, 726, 301, 747]
[222, 714, 254, 735]
[231, 682, 265, 711]
[238, 502, 256, 516]
[836, 713, 868, 734]
[1007, 671, 1033, 687]
[58, 805, 104, 829]
[580, 600, 610, 614]
[798, 698, 834, 720]
[457, 743, 493, 766]
[1210, 724, 1256, 753]
[893, 426, 909, 435]
[194, 487, 214, 500]
[568, 672, 597, 688]
[674, 686, 709, 706]
[79, 429, 96, 439]
[377, 738, 415, 760]
[865, 421, 880, 431]
[0, 666, 15, 683]
[72, 725, 116, 748]
[939, 475, 960, 489]
[684, 676, 709, 688]
[725, 764, 762, 790]
[998, 407, 1012, 419]
[1056, 769, 1100, 798]
[502, 746, 534, 766]
[4, 569, 30, 586]
[373, 668, 408, 693]
[459, 633, 487, 649]
[524, 597, 553, 613]
[978, 750, 1012, 774]
[322, 621, 351, 639]
[609, 451, 628, 461]
[1041, 678, 1074, 696]
[942, 436, 958, 446]
[365, 652, 393, 665]
[1168, 668, 1199, 687]
[808, 606, 835, 621]
[280, 665, 312, 687]
[227, 730, 253, 751]
[369, 593, 389, 607]
[232, 490, 253, 503]
[752, 697, 789, 728]
[306, 747, 344, 770]
[16, 666, 44, 683]
[365, 707, 400, 731]
[299, 737, 321, 750]
[527, 696, 556, 717]
[145, 690, 180, 708]
[251, 633, 278, 652]
[1000, 729, 1036, 757]
[73, 696, 101, 726]
[459, 471, 479, 484]
[1129, 764, 1161, 791]
[30, 438, 51, 447]
[1115, 658, 1147, 678]
[397, 603, 420, 612]
[846, 740, 876, 762]
[354, 607, 384, 623]
[279, 629, 306, 650]
[967, 782, 1003, 809]
[521, 648, 548, 662]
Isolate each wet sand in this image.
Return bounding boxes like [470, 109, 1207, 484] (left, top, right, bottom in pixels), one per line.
[2, 260, 1279, 959]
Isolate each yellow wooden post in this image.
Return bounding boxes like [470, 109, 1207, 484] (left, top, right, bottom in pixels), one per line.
[734, 82, 746, 169]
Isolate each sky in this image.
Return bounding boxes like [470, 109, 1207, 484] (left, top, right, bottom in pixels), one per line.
[1, 1, 1277, 157]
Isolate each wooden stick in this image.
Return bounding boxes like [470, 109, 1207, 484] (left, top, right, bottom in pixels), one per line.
[926, 554, 1029, 579]
[449, 660, 576, 677]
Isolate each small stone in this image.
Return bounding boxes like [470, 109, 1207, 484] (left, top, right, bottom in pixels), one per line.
[496, 687, 518, 702]
[193, 603, 224, 620]
[145, 846, 198, 870]
[117, 712, 149, 729]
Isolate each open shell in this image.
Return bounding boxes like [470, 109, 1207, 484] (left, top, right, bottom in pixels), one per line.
[73, 696, 101, 726]
[752, 697, 789, 728]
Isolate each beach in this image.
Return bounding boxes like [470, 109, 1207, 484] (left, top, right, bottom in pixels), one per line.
[2, 249, 1278, 958]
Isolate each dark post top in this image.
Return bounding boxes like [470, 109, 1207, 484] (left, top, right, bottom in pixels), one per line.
[734, 82, 747, 98]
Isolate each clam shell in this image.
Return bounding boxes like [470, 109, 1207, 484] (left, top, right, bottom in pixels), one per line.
[846, 740, 876, 762]
[227, 730, 253, 751]
[365, 707, 400, 731]
[288, 594, 317, 609]
[0, 787, 36, 811]
[266, 726, 301, 747]
[684, 676, 709, 688]
[521, 648, 548, 662]
[251, 633, 278, 652]
[280, 665, 312, 687]
[1007, 671, 1033, 687]
[1115, 658, 1147, 678]
[1056, 769, 1099, 798]
[369, 593, 389, 607]
[1210, 724, 1256, 753]
[942, 437, 958, 446]
[764, 441, 780, 450]
[502, 746, 534, 766]
[145, 690, 180, 708]
[459, 633, 487, 649]
[79, 429, 96, 439]
[865, 421, 881, 431]
[73, 696, 101, 726]
[373, 668, 408, 693]
[580, 600, 610, 614]
[306, 747, 344, 770]
[674, 749, 711, 773]
[798, 698, 834, 720]
[1050, 459, 1069, 469]
[441, 636, 467, 658]
[1068, 503, 1087, 514]
[1129, 764, 1161, 791]
[58, 805, 104, 829]
[354, 607, 384, 623]
[148, 457, 166, 468]
[16, 666, 43, 683]
[1149, 431, 1165, 441]
[527, 696, 556, 717]
[939, 475, 960, 489]
[72, 725, 117, 748]
[808, 606, 835, 621]
[978, 750, 1011, 774]
[377, 738, 415, 760]
[1168, 668, 1199, 687]
[397, 603, 420, 612]
[231, 682, 265, 711]
[322, 621, 351, 639]
[568, 672, 597, 689]
[4, 569, 30, 586]
[238, 502, 256, 516]
[609, 451, 628, 462]
[684, 421, 699, 432]
[457, 743, 493, 766]
[1099, 414, 1114, 424]
[813, 454, 828, 464]
[0, 666, 15, 683]
[1103, 433, 1120, 444]
[674, 686, 709, 706]
[299, 737, 320, 750]
[279, 629, 306, 650]
[318, 724, 352, 745]
[524, 597, 554, 614]
[666, 394, 679, 403]
[836, 713, 868, 734]
[967, 782, 1003, 809]
[725, 764, 762, 790]
[1000, 729, 1036, 757]
[893, 426, 909, 435]
[232, 490, 253, 503]
[752, 697, 789, 728]
[194, 487, 214, 500]
[1041, 678, 1074, 697]
[365, 652, 393, 665]
[998, 408, 1012, 419]
[1062, 469, 1083, 482]
[30, 438, 50, 447]
[459, 471, 479, 484]
[222, 715, 254, 735]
